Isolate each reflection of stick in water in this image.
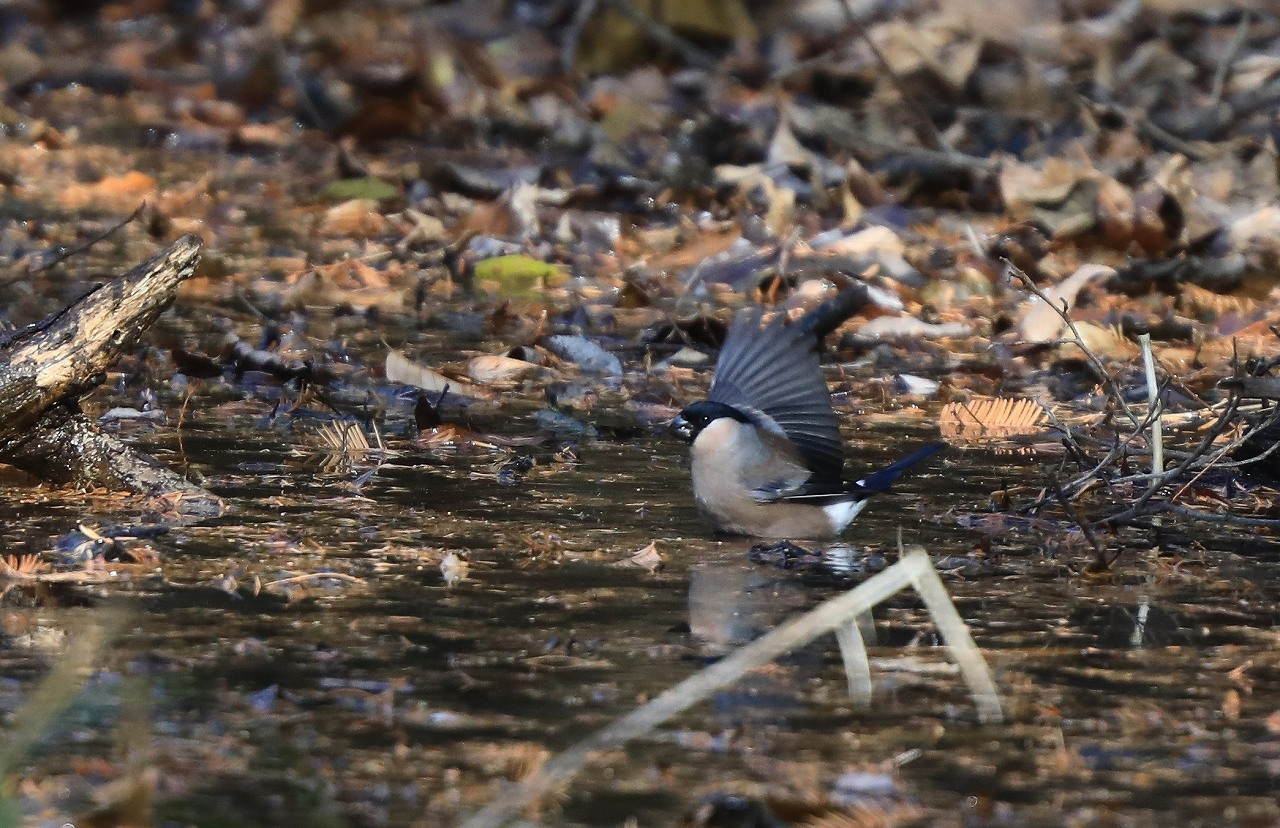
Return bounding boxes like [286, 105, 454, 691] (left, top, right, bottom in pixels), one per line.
[461, 549, 1003, 828]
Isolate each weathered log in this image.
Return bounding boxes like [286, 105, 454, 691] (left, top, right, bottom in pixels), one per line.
[0, 235, 223, 517]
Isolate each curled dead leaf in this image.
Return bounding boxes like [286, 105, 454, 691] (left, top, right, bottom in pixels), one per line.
[386, 349, 485, 398]
[1017, 264, 1115, 343]
[616, 541, 663, 573]
[466, 354, 540, 387]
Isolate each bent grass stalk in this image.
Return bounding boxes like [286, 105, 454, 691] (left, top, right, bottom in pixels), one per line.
[460, 550, 1002, 828]
[0, 609, 124, 785]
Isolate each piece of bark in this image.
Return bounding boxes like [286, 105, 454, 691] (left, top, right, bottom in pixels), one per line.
[0, 235, 223, 517]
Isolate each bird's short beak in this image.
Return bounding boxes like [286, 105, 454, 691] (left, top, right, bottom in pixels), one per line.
[670, 415, 694, 442]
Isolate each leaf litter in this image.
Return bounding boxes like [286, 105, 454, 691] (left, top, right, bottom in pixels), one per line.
[0, 0, 1280, 825]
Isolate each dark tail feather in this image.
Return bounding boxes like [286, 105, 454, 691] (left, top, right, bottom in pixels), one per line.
[855, 442, 945, 493]
[795, 285, 869, 343]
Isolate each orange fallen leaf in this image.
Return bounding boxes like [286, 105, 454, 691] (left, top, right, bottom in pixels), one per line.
[58, 170, 156, 211]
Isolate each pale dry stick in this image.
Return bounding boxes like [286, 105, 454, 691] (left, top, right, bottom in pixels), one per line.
[175, 384, 193, 475]
[1072, 394, 1253, 494]
[1092, 396, 1245, 529]
[835, 622, 873, 708]
[907, 563, 1003, 721]
[1030, 381, 1244, 518]
[458, 550, 1003, 828]
[1138, 334, 1164, 475]
[1051, 405, 1160, 502]
[963, 224, 986, 258]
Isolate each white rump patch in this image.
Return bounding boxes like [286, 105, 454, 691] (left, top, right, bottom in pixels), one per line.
[822, 497, 870, 532]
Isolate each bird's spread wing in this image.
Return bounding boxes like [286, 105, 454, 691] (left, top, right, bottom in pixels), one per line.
[708, 308, 843, 485]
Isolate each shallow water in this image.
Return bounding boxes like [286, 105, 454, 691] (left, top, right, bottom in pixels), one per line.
[4, 404, 1280, 827]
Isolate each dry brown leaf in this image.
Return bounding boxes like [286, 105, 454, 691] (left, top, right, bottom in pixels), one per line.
[819, 225, 904, 257]
[280, 268, 405, 312]
[465, 354, 540, 387]
[319, 198, 387, 236]
[1223, 688, 1241, 721]
[616, 540, 663, 573]
[58, 170, 156, 211]
[1177, 283, 1263, 323]
[1017, 264, 1115, 342]
[939, 396, 1049, 442]
[1070, 321, 1138, 359]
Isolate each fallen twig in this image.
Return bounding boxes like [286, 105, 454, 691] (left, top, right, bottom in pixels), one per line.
[836, 0, 953, 155]
[22, 201, 148, 279]
[1209, 11, 1251, 105]
[601, 0, 718, 70]
[262, 571, 367, 590]
[1006, 261, 1140, 428]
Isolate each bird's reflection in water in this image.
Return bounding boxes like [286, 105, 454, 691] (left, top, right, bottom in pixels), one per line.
[685, 542, 876, 727]
[687, 555, 807, 650]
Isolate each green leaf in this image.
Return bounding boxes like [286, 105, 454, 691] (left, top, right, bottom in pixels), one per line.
[473, 255, 567, 297]
[319, 177, 398, 202]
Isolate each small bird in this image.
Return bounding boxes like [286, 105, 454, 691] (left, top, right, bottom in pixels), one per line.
[670, 289, 943, 539]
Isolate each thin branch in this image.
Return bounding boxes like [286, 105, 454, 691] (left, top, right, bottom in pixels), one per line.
[1051, 477, 1109, 571]
[1210, 12, 1251, 105]
[561, 0, 601, 73]
[2, 202, 148, 287]
[1005, 261, 1140, 427]
[836, 0, 953, 154]
[602, 0, 718, 70]
[39, 201, 148, 273]
[1137, 501, 1280, 529]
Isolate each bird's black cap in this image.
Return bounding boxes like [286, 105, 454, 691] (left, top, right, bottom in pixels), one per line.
[670, 400, 752, 443]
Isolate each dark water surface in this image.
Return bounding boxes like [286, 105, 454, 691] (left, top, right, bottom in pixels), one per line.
[3, 411, 1280, 828]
